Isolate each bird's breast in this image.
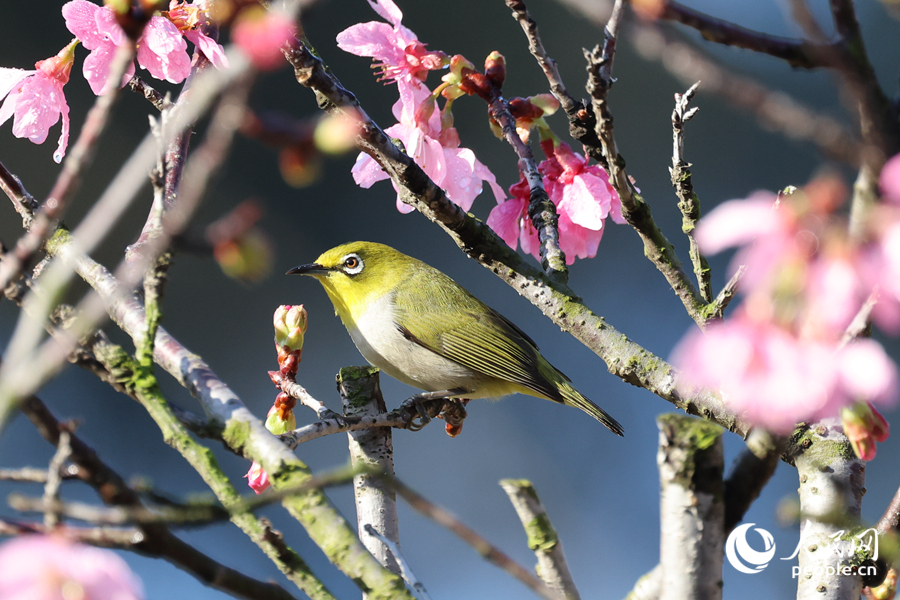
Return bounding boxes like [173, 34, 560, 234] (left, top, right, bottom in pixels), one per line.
[346, 292, 485, 394]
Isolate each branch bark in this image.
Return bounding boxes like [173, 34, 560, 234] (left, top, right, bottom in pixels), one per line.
[656, 414, 724, 600]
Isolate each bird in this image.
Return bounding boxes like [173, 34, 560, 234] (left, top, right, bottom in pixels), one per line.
[287, 241, 623, 436]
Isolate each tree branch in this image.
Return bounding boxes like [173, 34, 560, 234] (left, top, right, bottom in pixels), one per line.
[282, 35, 753, 438]
[661, 1, 840, 69]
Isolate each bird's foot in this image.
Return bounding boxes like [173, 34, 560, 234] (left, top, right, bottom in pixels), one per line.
[440, 398, 470, 437]
[316, 407, 350, 427]
[400, 389, 467, 432]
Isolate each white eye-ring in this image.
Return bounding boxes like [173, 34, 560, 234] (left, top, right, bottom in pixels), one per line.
[342, 253, 364, 275]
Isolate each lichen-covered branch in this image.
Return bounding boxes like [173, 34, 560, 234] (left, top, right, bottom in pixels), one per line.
[500, 479, 580, 600]
[89, 340, 339, 600]
[787, 421, 866, 600]
[657, 414, 724, 600]
[339, 367, 401, 578]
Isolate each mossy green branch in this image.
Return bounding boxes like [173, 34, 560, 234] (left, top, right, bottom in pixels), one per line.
[90, 339, 337, 600]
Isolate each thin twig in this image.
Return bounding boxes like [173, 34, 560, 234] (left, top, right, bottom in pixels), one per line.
[661, 1, 840, 69]
[42, 430, 71, 529]
[584, 1, 708, 326]
[280, 398, 459, 448]
[709, 265, 745, 320]
[487, 91, 568, 282]
[504, 0, 604, 163]
[382, 474, 563, 600]
[127, 75, 165, 111]
[0, 467, 77, 483]
[17, 393, 302, 600]
[9, 494, 229, 527]
[670, 82, 711, 302]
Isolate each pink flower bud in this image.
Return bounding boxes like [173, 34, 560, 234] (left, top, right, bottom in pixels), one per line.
[245, 461, 270, 494]
[842, 401, 891, 461]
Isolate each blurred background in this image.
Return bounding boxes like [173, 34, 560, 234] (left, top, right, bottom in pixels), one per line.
[1, 0, 898, 598]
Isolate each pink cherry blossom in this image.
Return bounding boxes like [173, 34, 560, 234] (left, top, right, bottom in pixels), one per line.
[0, 535, 143, 600]
[62, 0, 226, 94]
[672, 310, 898, 433]
[0, 42, 75, 163]
[245, 460, 270, 494]
[488, 140, 623, 264]
[165, 1, 229, 70]
[232, 6, 295, 70]
[336, 0, 446, 115]
[351, 88, 505, 212]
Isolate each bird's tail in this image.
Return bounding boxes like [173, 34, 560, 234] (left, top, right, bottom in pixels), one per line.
[558, 381, 624, 436]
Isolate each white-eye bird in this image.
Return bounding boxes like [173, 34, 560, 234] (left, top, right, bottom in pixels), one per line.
[287, 242, 623, 436]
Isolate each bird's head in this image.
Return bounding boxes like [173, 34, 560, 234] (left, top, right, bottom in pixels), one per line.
[287, 241, 411, 316]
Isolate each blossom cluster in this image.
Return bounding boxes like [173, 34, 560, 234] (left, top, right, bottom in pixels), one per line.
[673, 166, 900, 458]
[336, 0, 624, 262]
[0, 0, 296, 164]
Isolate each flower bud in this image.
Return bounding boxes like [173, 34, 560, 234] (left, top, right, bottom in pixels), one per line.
[842, 401, 890, 461]
[274, 305, 308, 353]
[265, 399, 296, 434]
[484, 51, 505, 88]
[245, 461, 270, 494]
[414, 96, 436, 128]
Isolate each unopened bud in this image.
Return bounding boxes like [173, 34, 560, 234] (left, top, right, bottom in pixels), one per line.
[842, 401, 890, 461]
[414, 96, 436, 127]
[265, 400, 296, 434]
[484, 51, 505, 88]
[245, 461, 270, 494]
[274, 305, 307, 352]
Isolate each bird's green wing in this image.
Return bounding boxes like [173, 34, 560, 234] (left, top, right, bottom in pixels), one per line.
[392, 268, 565, 402]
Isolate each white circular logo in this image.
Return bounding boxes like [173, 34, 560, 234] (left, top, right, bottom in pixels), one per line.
[725, 523, 776, 574]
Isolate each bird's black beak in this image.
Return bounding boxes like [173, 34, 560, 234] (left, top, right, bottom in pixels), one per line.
[286, 263, 330, 276]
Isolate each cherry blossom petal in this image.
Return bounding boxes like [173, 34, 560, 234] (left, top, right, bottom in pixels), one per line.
[11, 76, 61, 145]
[62, 0, 106, 49]
[183, 29, 229, 70]
[93, 3, 129, 46]
[487, 198, 526, 249]
[350, 152, 388, 188]
[694, 192, 780, 255]
[837, 340, 899, 406]
[137, 16, 190, 84]
[336, 22, 401, 63]
[0, 68, 32, 105]
[559, 172, 609, 230]
[82, 41, 134, 95]
[367, 0, 404, 26]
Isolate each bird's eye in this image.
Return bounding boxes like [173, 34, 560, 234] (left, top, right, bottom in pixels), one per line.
[342, 254, 364, 275]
